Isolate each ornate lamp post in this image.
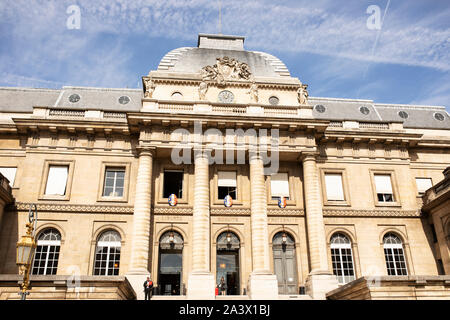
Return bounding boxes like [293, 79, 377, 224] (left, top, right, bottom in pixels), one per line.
[16, 204, 37, 300]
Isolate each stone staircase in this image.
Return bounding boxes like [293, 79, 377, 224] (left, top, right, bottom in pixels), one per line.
[150, 294, 311, 300]
[215, 295, 250, 300]
[278, 294, 312, 300]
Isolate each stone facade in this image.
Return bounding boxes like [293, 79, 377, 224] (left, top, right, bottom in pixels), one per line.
[0, 34, 449, 300]
[0, 275, 135, 300]
[327, 276, 450, 300]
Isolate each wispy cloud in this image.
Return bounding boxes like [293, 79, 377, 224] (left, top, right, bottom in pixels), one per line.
[0, 0, 448, 110]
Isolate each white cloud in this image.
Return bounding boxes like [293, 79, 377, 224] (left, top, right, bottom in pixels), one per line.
[0, 0, 448, 90]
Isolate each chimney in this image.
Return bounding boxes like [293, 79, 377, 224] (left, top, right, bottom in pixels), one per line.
[197, 33, 245, 51]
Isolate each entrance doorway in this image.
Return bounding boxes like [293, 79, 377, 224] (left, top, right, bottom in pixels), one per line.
[216, 231, 240, 295]
[158, 230, 183, 295]
[272, 231, 298, 294]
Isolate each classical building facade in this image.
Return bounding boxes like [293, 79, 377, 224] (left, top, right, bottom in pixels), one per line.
[0, 34, 449, 300]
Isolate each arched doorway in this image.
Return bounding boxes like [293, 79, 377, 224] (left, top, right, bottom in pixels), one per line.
[216, 231, 240, 295]
[158, 230, 183, 295]
[272, 231, 298, 294]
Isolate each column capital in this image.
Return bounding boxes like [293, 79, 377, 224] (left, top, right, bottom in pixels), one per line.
[299, 151, 320, 162]
[136, 146, 156, 157]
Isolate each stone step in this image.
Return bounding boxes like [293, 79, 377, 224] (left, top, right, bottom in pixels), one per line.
[215, 295, 250, 300]
[278, 294, 312, 300]
[150, 295, 187, 300]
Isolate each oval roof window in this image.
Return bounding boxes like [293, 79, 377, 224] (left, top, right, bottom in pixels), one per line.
[434, 113, 445, 121]
[68, 94, 80, 103]
[398, 111, 408, 119]
[315, 105, 326, 113]
[118, 96, 130, 105]
[360, 106, 370, 115]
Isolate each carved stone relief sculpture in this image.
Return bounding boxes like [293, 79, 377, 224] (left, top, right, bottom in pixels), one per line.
[200, 56, 252, 86]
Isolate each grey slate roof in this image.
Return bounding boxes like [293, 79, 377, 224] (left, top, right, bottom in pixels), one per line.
[309, 97, 450, 129]
[0, 87, 61, 112]
[157, 47, 291, 78]
[0, 86, 142, 113]
[55, 87, 142, 112]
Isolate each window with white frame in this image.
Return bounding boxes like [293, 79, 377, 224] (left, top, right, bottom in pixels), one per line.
[415, 178, 433, 194]
[374, 174, 394, 202]
[102, 167, 125, 197]
[330, 233, 355, 284]
[324, 173, 345, 201]
[218, 171, 237, 200]
[31, 229, 61, 275]
[383, 233, 408, 276]
[0, 167, 17, 186]
[45, 165, 69, 196]
[270, 173, 290, 200]
[93, 230, 121, 276]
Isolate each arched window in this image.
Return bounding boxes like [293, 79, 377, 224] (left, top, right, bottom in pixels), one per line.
[383, 233, 408, 276]
[330, 233, 355, 284]
[32, 228, 61, 275]
[93, 230, 121, 276]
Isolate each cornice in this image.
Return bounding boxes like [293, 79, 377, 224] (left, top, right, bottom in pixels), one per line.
[153, 206, 193, 215]
[9, 202, 134, 214]
[267, 209, 305, 216]
[323, 208, 421, 217]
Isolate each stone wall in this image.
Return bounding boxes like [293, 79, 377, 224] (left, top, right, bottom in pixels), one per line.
[0, 275, 136, 300]
[326, 276, 450, 300]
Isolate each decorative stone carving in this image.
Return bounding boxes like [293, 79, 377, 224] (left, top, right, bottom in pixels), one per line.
[12, 202, 134, 213]
[297, 84, 309, 105]
[247, 81, 259, 103]
[323, 209, 421, 217]
[198, 81, 208, 100]
[200, 56, 252, 86]
[143, 77, 155, 98]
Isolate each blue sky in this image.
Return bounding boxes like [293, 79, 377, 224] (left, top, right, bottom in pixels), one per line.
[0, 0, 449, 110]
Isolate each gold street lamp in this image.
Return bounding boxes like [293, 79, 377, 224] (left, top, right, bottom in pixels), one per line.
[16, 204, 37, 300]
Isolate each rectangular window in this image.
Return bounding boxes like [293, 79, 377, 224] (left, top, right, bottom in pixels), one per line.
[102, 168, 125, 197]
[324, 173, 345, 201]
[374, 174, 394, 202]
[218, 171, 237, 200]
[45, 165, 69, 196]
[163, 170, 183, 198]
[270, 173, 290, 200]
[0, 167, 17, 186]
[416, 178, 432, 194]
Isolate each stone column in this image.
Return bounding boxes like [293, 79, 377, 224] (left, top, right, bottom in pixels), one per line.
[187, 150, 215, 299]
[247, 154, 278, 299]
[126, 148, 153, 300]
[302, 152, 338, 299]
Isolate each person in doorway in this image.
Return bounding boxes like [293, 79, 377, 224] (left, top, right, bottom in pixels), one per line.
[143, 276, 154, 300]
[219, 276, 227, 296]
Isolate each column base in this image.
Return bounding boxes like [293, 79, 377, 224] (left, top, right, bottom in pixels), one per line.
[305, 272, 339, 300]
[126, 272, 151, 300]
[187, 272, 215, 300]
[247, 272, 279, 300]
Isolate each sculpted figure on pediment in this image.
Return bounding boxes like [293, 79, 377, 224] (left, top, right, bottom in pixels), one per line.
[143, 77, 155, 98]
[198, 81, 208, 100]
[297, 83, 309, 105]
[248, 81, 259, 103]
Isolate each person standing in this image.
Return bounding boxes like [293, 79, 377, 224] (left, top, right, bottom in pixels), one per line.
[143, 277, 154, 300]
[219, 276, 227, 296]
